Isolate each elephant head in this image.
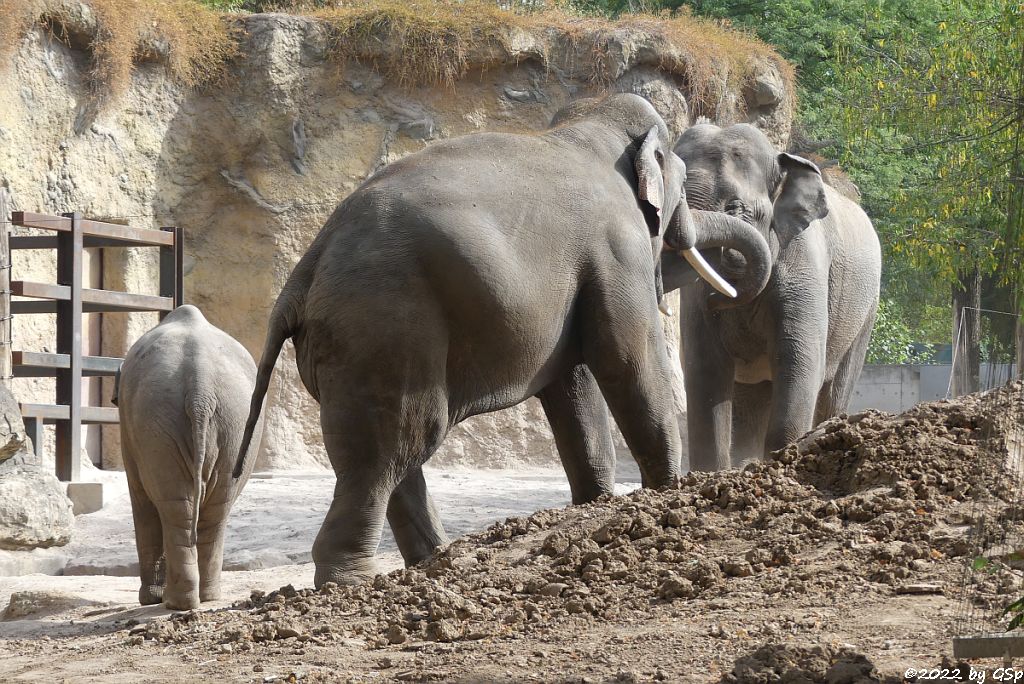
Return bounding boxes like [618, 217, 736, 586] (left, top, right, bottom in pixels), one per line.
[670, 122, 829, 306]
[550, 95, 773, 309]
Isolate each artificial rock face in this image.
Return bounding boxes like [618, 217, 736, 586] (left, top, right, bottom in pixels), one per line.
[1, 7, 793, 472]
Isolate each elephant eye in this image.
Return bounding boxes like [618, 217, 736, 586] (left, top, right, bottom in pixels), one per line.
[724, 199, 747, 217]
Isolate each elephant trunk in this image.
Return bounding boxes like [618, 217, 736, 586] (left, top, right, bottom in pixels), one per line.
[688, 210, 772, 308]
[663, 200, 740, 300]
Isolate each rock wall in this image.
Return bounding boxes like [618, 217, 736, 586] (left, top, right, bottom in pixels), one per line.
[0, 8, 793, 471]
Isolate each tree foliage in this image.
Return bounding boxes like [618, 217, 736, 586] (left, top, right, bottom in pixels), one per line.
[866, 299, 916, 364]
[674, 1, 1022, 350]
[838, 1, 1024, 292]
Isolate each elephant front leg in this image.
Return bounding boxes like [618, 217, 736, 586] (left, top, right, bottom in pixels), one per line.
[680, 287, 735, 471]
[765, 331, 827, 455]
[537, 364, 616, 504]
[731, 381, 772, 468]
[581, 280, 681, 489]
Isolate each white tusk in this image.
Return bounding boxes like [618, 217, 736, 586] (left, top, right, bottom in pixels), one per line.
[658, 301, 673, 316]
[680, 247, 738, 298]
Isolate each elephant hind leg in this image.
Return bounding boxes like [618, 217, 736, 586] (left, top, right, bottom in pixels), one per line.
[387, 466, 449, 567]
[124, 455, 165, 606]
[155, 498, 201, 611]
[815, 306, 877, 426]
[314, 391, 449, 588]
[538, 364, 616, 504]
[196, 493, 230, 603]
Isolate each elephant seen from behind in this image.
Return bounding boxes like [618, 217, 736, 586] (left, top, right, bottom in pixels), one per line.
[233, 94, 773, 588]
[115, 305, 264, 610]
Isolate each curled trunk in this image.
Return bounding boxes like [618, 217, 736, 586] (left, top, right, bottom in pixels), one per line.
[661, 210, 771, 308]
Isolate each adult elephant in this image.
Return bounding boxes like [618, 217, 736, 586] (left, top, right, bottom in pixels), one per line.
[663, 122, 881, 470]
[233, 94, 772, 587]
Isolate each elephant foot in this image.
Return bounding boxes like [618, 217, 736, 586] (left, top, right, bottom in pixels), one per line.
[199, 584, 221, 603]
[163, 588, 200, 611]
[313, 558, 379, 589]
[139, 584, 164, 606]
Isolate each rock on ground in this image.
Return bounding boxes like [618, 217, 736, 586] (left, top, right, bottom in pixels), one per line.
[0, 465, 74, 551]
[1, 590, 107, 621]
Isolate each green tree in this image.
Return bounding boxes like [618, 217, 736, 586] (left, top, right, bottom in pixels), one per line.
[866, 299, 917, 363]
[837, 0, 1024, 386]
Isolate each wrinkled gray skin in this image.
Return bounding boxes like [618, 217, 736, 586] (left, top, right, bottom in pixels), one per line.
[233, 94, 772, 587]
[664, 123, 882, 470]
[115, 305, 264, 610]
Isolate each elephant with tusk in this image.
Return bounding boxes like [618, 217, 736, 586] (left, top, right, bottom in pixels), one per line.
[233, 94, 771, 587]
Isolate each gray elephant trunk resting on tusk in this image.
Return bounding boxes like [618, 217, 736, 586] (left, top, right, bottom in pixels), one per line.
[233, 93, 775, 588]
[660, 209, 772, 308]
[117, 305, 265, 611]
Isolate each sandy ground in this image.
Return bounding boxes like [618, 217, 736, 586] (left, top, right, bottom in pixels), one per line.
[0, 463, 641, 638]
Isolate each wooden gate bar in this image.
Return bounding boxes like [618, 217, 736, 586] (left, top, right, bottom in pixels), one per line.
[11, 212, 174, 246]
[6, 210, 184, 481]
[159, 226, 184, 319]
[54, 212, 83, 482]
[12, 351, 124, 377]
[10, 281, 174, 313]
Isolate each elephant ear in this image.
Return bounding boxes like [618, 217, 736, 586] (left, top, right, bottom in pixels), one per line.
[773, 152, 829, 241]
[635, 125, 665, 237]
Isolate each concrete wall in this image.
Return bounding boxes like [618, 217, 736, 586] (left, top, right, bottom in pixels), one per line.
[850, 363, 1019, 414]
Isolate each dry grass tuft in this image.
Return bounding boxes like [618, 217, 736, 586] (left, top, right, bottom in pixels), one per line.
[315, 0, 539, 89]
[0, 0, 793, 119]
[0, 0, 238, 98]
[311, 0, 793, 117]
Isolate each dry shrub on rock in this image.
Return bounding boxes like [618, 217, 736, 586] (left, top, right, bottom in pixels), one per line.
[0, 0, 793, 120]
[0, 0, 237, 96]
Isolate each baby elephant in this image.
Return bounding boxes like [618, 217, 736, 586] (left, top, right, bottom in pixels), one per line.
[114, 305, 264, 610]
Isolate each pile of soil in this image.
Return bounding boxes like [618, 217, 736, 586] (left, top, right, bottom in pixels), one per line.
[119, 383, 1022, 681]
[3, 382, 1021, 682]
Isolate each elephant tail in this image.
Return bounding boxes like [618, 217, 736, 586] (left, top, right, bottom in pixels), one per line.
[233, 225, 327, 479]
[187, 402, 213, 549]
[233, 305, 289, 479]
[232, 280, 307, 479]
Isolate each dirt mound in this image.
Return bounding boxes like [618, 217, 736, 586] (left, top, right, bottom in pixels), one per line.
[722, 643, 898, 684]
[137, 384, 1023, 666]
[785, 383, 1022, 500]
